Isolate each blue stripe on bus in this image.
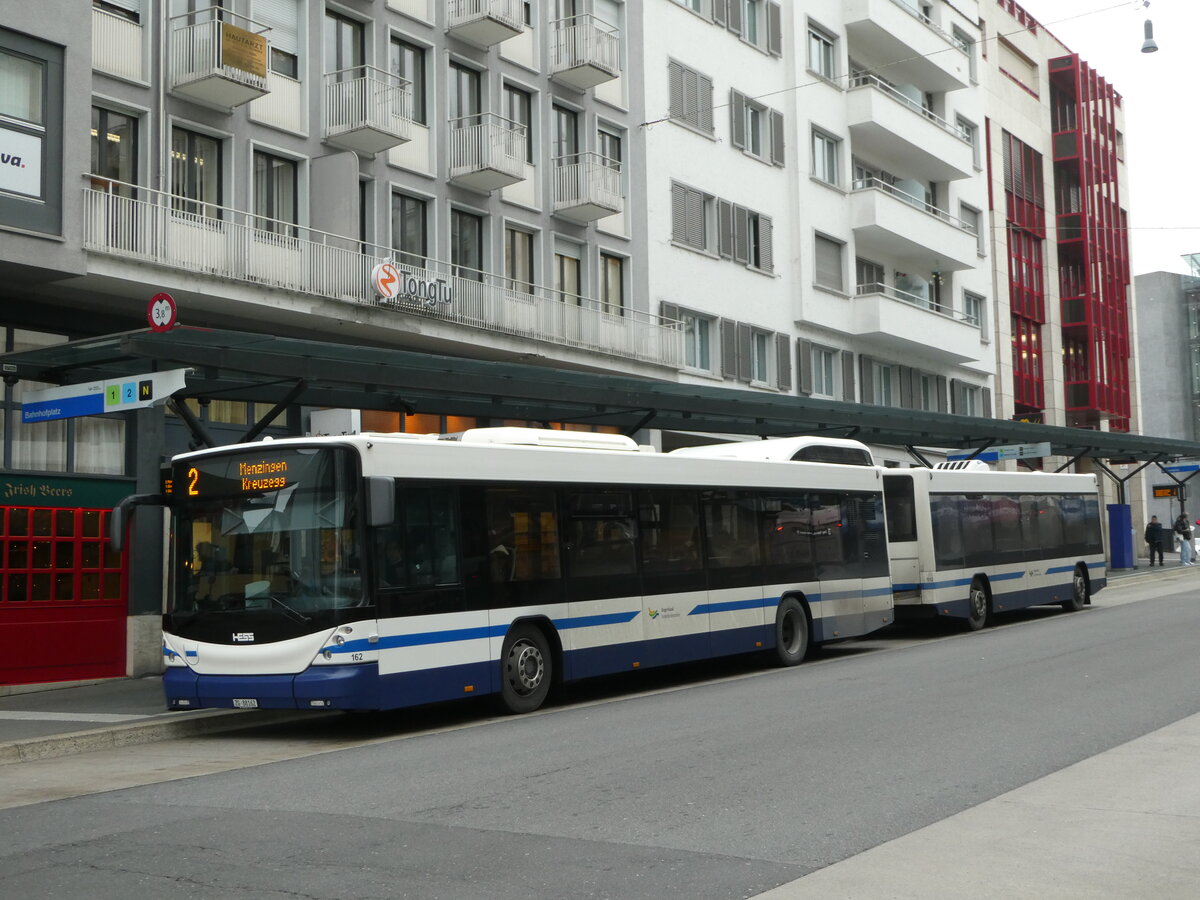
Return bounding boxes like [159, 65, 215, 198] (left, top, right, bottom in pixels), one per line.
[689, 597, 777, 616]
[554, 610, 641, 630]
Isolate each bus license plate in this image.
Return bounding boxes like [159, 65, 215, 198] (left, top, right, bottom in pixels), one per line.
[232, 698, 258, 709]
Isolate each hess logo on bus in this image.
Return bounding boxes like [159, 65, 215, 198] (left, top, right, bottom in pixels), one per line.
[232, 632, 255, 642]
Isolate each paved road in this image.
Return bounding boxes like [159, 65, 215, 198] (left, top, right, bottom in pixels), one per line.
[1, 582, 1197, 899]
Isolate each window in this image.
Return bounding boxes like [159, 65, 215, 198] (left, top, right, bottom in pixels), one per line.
[730, 90, 785, 165]
[956, 114, 980, 167]
[563, 489, 638, 582]
[872, 361, 895, 406]
[856, 257, 884, 294]
[252, 151, 297, 235]
[94, 1, 141, 24]
[552, 104, 578, 164]
[554, 249, 581, 304]
[598, 128, 621, 170]
[600, 253, 624, 315]
[812, 347, 836, 398]
[257, 0, 299, 78]
[960, 385, 979, 416]
[960, 202, 983, 253]
[0, 49, 43, 125]
[450, 62, 481, 125]
[743, 0, 762, 46]
[814, 235, 844, 292]
[682, 310, 712, 371]
[667, 60, 714, 134]
[504, 83, 533, 163]
[170, 127, 221, 218]
[808, 24, 836, 79]
[390, 39, 426, 125]
[391, 192, 426, 268]
[812, 129, 839, 186]
[670, 181, 713, 252]
[324, 11, 363, 78]
[964, 291, 986, 333]
[750, 329, 770, 383]
[504, 226, 534, 293]
[451, 208, 483, 280]
[744, 211, 771, 272]
[90, 107, 137, 195]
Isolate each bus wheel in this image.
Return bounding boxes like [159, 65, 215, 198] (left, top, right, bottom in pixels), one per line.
[965, 578, 989, 631]
[1062, 566, 1089, 612]
[500, 624, 552, 714]
[773, 597, 809, 667]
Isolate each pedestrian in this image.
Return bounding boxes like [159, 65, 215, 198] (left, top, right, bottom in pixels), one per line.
[1173, 513, 1194, 566]
[1144, 515, 1165, 566]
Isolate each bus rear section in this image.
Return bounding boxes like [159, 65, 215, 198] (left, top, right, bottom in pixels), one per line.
[883, 468, 1107, 630]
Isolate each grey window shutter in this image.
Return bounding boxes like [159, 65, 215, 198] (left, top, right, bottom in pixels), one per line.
[730, 90, 746, 150]
[860, 355, 875, 405]
[727, 0, 743, 37]
[737, 321, 753, 382]
[668, 61, 684, 121]
[797, 340, 813, 394]
[682, 68, 699, 127]
[759, 214, 773, 272]
[712, 0, 727, 28]
[698, 74, 714, 133]
[685, 187, 705, 249]
[775, 332, 791, 390]
[769, 109, 785, 166]
[733, 205, 749, 264]
[767, 2, 783, 57]
[982, 387, 992, 417]
[949, 378, 961, 413]
[842, 350, 856, 402]
[899, 366, 914, 409]
[660, 302, 679, 323]
[936, 375, 948, 412]
[718, 199, 734, 259]
[671, 183, 688, 244]
[720, 318, 738, 379]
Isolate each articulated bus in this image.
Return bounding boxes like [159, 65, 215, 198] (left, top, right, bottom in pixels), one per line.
[115, 428, 894, 714]
[673, 442, 1106, 629]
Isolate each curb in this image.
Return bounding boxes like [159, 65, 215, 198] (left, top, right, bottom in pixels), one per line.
[0, 708, 323, 766]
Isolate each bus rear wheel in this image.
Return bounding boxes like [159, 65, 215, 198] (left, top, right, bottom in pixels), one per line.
[965, 578, 989, 631]
[499, 624, 552, 714]
[773, 597, 809, 666]
[1062, 565, 1088, 612]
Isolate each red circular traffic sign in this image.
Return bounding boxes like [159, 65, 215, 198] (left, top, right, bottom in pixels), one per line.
[147, 293, 177, 332]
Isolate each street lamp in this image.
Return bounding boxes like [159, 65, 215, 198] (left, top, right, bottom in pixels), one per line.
[1141, 19, 1159, 53]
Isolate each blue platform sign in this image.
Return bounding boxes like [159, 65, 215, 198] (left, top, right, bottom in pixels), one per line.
[22, 369, 189, 423]
[947, 441, 1051, 463]
[1162, 460, 1200, 474]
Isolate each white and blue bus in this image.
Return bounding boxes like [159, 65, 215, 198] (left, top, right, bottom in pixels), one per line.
[119, 428, 894, 714]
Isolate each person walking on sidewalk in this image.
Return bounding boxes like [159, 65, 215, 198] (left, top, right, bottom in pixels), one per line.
[1145, 516, 1165, 566]
[1174, 514, 1194, 566]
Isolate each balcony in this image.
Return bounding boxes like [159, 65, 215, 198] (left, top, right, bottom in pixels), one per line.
[850, 177, 979, 271]
[80, 181, 682, 369]
[552, 152, 622, 223]
[169, 10, 270, 110]
[550, 15, 621, 91]
[847, 74, 974, 181]
[852, 282, 984, 364]
[324, 66, 413, 155]
[93, 6, 145, 82]
[844, 0, 971, 92]
[447, 0, 523, 48]
[448, 113, 527, 192]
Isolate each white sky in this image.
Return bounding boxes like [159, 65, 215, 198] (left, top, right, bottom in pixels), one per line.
[1008, 0, 1198, 276]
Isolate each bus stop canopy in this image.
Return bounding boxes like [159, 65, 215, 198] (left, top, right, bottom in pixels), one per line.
[2, 326, 1196, 466]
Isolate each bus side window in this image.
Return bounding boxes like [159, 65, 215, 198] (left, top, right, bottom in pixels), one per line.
[930, 494, 964, 569]
[639, 489, 701, 575]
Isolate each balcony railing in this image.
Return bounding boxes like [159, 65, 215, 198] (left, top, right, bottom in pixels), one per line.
[851, 176, 978, 234]
[81, 180, 682, 368]
[93, 6, 145, 82]
[552, 151, 622, 222]
[550, 14, 621, 90]
[856, 281, 979, 326]
[449, 113, 527, 192]
[889, 0, 968, 52]
[325, 65, 413, 154]
[848, 72, 971, 144]
[169, 8, 270, 109]
[447, 0, 524, 47]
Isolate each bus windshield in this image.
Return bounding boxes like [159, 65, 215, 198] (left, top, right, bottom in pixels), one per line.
[169, 446, 367, 640]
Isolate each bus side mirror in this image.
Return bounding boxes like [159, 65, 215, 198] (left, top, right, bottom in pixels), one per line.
[109, 493, 167, 552]
[365, 476, 395, 527]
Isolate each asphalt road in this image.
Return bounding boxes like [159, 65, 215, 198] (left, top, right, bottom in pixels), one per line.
[2, 582, 1198, 900]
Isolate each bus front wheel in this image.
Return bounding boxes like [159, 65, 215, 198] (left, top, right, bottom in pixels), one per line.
[1062, 566, 1089, 612]
[500, 624, 552, 714]
[773, 597, 809, 667]
[965, 578, 990, 631]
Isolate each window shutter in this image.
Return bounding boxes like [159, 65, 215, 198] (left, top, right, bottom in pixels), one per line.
[842, 351, 856, 401]
[736, 322, 753, 382]
[860, 356, 875, 405]
[682, 68, 699, 127]
[814, 236, 843, 291]
[727, 0, 743, 37]
[936, 375, 948, 412]
[712, 0, 727, 28]
[698, 74, 714, 133]
[982, 387, 993, 417]
[775, 332, 791, 390]
[685, 187, 705, 249]
[733, 205, 749, 264]
[256, 0, 298, 56]
[718, 199, 734, 259]
[105, 0, 143, 13]
[720, 318, 738, 379]
[730, 90, 746, 150]
[797, 340, 813, 394]
[671, 183, 688, 244]
[949, 378, 961, 413]
[668, 61, 684, 121]
[899, 366, 914, 409]
[769, 109, 785, 166]
[767, 2, 782, 57]
[759, 214, 773, 272]
[660, 302, 680, 323]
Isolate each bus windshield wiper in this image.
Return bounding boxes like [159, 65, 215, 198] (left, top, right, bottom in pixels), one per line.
[267, 594, 310, 624]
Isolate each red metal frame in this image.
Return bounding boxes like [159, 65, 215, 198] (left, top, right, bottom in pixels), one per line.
[1001, 130, 1047, 417]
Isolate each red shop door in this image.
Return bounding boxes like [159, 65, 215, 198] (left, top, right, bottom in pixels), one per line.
[0, 506, 128, 685]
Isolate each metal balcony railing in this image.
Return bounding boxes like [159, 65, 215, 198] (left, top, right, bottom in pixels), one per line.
[848, 72, 972, 144]
[447, 0, 524, 34]
[81, 179, 681, 368]
[325, 65, 413, 149]
[851, 176, 978, 234]
[856, 281, 979, 326]
[93, 5, 144, 82]
[888, 0, 968, 52]
[169, 7, 269, 106]
[449, 113, 527, 186]
[550, 14, 620, 84]
[552, 151, 622, 219]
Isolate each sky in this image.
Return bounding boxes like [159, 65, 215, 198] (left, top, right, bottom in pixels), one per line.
[1011, 0, 1199, 276]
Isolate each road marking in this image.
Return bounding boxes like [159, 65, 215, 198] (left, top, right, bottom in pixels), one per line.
[0, 711, 152, 723]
